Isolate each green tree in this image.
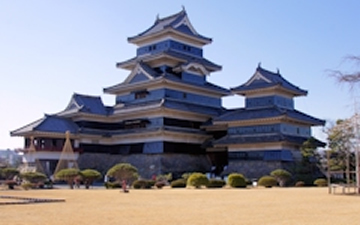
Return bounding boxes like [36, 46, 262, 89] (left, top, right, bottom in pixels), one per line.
[21, 172, 47, 184]
[80, 169, 102, 189]
[326, 118, 356, 177]
[294, 137, 325, 185]
[55, 168, 80, 189]
[1, 167, 19, 180]
[187, 173, 209, 188]
[270, 169, 291, 187]
[106, 163, 138, 184]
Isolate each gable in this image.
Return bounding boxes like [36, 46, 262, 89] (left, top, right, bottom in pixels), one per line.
[65, 98, 81, 110]
[129, 73, 151, 84]
[245, 71, 272, 86]
[123, 63, 155, 85]
[173, 15, 198, 36]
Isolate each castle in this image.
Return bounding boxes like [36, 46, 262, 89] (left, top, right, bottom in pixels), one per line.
[11, 9, 325, 179]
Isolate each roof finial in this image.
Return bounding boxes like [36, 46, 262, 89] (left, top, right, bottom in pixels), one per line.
[257, 62, 261, 68]
[276, 68, 280, 74]
[156, 13, 160, 21]
[181, 5, 185, 12]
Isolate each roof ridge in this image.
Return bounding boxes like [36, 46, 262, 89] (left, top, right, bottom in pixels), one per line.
[73, 92, 101, 99]
[156, 9, 185, 23]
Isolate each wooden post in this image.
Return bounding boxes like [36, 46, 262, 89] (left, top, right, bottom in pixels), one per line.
[327, 151, 331, 194]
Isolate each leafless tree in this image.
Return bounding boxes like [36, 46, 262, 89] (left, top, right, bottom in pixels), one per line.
[328, 55, 360, 91]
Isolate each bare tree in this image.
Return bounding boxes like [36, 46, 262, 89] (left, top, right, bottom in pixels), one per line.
[328, 55, 360, 90]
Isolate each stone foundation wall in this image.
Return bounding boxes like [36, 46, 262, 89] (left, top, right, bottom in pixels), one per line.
[226, 160, 293, 179]
[77, 153, 212, 179]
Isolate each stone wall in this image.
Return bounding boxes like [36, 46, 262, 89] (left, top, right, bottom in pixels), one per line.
[225, 160, 293, 179]
[77, 153, 212, 179]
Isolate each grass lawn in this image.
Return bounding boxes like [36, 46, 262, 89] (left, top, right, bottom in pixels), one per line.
[1, 187, 359, 225]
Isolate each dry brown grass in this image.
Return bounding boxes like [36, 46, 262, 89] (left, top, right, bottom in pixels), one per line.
[1, 187, 359, 225]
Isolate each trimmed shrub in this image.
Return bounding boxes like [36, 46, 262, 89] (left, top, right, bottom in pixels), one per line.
[2, 168, 19, 180]
[258, 176, 277, 188]
[181, 173, 192, 181]
[106, 163, 139, 185]
[207, 179, 226, 188]
[80, 169, 102, 189]
[132, 180, 154, 189]
[228, 173, 247, 188]
[295, 181, 305, 187]
[314, 178, 327, 187]
[270, 169, 292, 187]
[170, 179, 187, 188]
[21, 172, 47, 184]
[155, 181, 166, 189]
[55, 168, 80, 189]
[5, 180, 18, 189]
[187, 173, 209, 188]
[104, 181, 121, 189]
[21, 182, 34, 190]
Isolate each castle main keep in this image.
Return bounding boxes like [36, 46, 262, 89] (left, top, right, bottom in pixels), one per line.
[11, 9, 325, 178]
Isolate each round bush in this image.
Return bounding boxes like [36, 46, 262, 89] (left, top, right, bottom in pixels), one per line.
[132, 180, 154, 189]
[170, 179, 187, 188]
[207, 179, 226, 188]
[314, 178, 327, 187]
[104, 182, 121, 189]
[155, 181, 166, 189]
[187, 173, 209, 188]
[21, 182, 34, 190]
[228, 173, 247, 188]
[258, 176, 277, 188]
[295, 181, 305, 187]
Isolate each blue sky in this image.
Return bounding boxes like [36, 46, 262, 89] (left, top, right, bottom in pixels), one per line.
[1, 1, 359, 149]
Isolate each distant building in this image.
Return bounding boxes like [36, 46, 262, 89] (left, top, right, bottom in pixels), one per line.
[10, 9, 325, 178]
[0, 149, 22, 167]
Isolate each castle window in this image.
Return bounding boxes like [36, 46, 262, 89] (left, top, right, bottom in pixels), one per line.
[148, 45, 157, 51]
[124, 119, 149, 129]
[183, 93, 187, 98]
[182, 45, 191, 51]
[135, 90, 148, 99]
[52, 139, 57, 147]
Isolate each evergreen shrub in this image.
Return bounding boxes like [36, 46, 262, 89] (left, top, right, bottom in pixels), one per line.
[206, 179, 226, 188]
[104, 182, 121, 189]
[155, 181, 166, 189]
[295, 181, 305, 187]
[258, 176, 277, 188]
[170, 179, 187, 188]
[314, 178, 327, 187]
[187, 173, 209, 188]
[132, 180, 154, 189]
[228, 173, 247, 188]
[5, 180, 17, 190]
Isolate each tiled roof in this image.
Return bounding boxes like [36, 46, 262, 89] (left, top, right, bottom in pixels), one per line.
[166, 50, 221, 71]
[128, 9, 211, 43]
[78, 125, 207, 137]
[72, 93, 109, 115]
[214, 133, 325, 147]
[163, 98, 225, 116]
[116, 49, 221, 71]
[106, 62, 229, 96]
[163, 72, 230, 94]
[11, 115, 79, 136]
[138, 61, 162, 78]
[113, 98, 224, 116]
[213, 106, 325, 125]
[231, 66, 307, 96]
